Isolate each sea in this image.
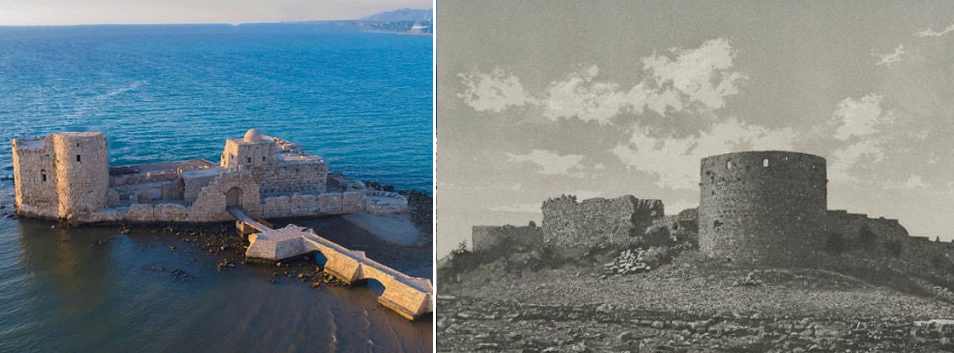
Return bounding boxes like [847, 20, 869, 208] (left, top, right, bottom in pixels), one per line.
[0, 25, 433, 352]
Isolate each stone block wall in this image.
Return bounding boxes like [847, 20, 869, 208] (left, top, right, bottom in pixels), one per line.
[541, 194, 664, 248]
[11, 136, 58, 217]
[257, 162, 327, 196]
[698, 151, 828, 263]
[364, 190, 408, 214]
[472, 224, 543, 252]
[826, 210, 909, 243]
[52, 132, 109, 219]
[221, 137, 278, 168]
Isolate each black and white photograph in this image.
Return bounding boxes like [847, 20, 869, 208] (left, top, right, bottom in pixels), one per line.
[436, 1, 954, 352]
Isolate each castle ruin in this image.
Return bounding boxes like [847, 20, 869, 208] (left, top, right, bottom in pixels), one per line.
[471, 223, 543, 252]
[470, 150, 916, 264]
[11, 129, 407, 224]
[541, 195, 664, 249]
[698, 150, 911, 263]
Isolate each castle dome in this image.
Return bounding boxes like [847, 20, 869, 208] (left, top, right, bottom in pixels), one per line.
[243, 129, 264, 143]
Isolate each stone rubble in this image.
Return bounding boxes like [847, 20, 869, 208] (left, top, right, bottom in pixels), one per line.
[603, 248, 651, 276]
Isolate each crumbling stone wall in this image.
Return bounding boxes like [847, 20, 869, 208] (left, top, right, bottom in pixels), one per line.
[472, 224, 543, 252]
[541, 194, 664, 248]
[11, 129, 402, 224]
[826, 210, 909, 244]
[698, 151, 828, 263]
[11, 135, 58, 216]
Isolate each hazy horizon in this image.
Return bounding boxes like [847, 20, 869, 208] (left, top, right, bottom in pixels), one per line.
[0, 0, 431, 26]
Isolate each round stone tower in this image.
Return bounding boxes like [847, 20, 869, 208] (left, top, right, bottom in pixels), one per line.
[52, 132, 109, 219]
[698, 151, 827, 263]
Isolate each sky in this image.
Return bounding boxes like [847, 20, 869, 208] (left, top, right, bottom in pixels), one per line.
[0, 0, 431, 26]
[437, 0, 954, 256]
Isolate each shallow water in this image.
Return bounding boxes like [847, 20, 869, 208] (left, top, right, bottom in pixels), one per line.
[0, 184, 433, 352]
[0, 26, 432, 352]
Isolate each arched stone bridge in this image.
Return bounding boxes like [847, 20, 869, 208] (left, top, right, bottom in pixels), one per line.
[229, 207, 433, 320]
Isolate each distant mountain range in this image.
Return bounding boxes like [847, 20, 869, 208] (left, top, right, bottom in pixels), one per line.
[233, 8, 433, 34]
[0, 9, 434, 35]
[358, 8, 433, 22]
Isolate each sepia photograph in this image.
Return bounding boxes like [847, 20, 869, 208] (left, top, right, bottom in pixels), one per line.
[0, 1, 434, 352]
[436, 1, 954, 352]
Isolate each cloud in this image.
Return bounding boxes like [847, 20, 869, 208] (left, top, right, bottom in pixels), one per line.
[458, 38, 745, 123]
[542, 65, 642, 123]
[916, 22, 954, 38]
[874, 44, 905, 67]
[612, 117, 795, 190]
[824, 93, 896, 183]
[505, 149, 585, 177]
[458, 68, 536, 112]
[828, 140, 885, 183]
[830, 93, 893, 140]
[641, 37, 746, 111]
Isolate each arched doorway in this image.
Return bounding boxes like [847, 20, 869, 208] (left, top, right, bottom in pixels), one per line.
[226, 187, 243, 209]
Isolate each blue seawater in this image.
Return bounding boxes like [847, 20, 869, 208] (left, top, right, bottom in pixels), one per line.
[0, 26, 433, 192]
[0, 25, 432, 353]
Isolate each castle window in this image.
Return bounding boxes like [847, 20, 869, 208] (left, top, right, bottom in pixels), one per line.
[726, 161, 733, 169]
[763, 159, 769, 167]
[41, 169, 47, 182]
[247, 157, 251, 163]
[262, 157, 266, 162]
[713, 220, 723, 228]
[76, 155, 81, 162]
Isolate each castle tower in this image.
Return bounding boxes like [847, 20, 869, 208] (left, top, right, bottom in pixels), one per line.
[51, 132, 109, 219]
[11, 135, 58, 215]
[698, 151, 827, 263]
[220, 129, 278, 169]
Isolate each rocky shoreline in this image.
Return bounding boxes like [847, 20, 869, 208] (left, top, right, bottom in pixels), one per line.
[438, 296, 950, 353]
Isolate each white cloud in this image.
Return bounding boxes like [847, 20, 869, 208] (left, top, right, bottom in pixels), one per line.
[828, 139, 885, 183]
[458, 38, 745, 123]
[875, 44, 905, 67]
[830, 93, 892, 140]
[612, 117, 795, 190]
[916, 22, 954, 38]
[825, 93, 896, 183]
[641, 37, 746, 111]
[505, 149, 585, 177]
[457, 68, 536, 112]
[542, 65, 639, 123]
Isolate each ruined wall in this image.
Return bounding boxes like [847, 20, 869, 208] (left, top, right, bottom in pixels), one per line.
[364, 190, 408, 214]
[11, 136, 58, 217]
[541, 195, 664, 248]
[256, 191, 364, 218]
[221, 136, 278, 169]
[826, 210, 909, 243]
[472, 224, 543, 252]
[52, 132, 109, 219]
[698, 151, 827, 263]
[256, 162, 328, 196]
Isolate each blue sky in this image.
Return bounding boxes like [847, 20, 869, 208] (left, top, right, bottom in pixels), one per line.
[0, 0, 431, 26]
[437, 0, 954, 255]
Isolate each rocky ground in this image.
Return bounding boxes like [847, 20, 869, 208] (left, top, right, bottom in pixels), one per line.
[438, 248, 954, 352]
[438, 296, 951, 353]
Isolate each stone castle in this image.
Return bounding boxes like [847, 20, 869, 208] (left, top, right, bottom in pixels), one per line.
[11, 129, 407, 224]
[471, 150, 913, 263]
